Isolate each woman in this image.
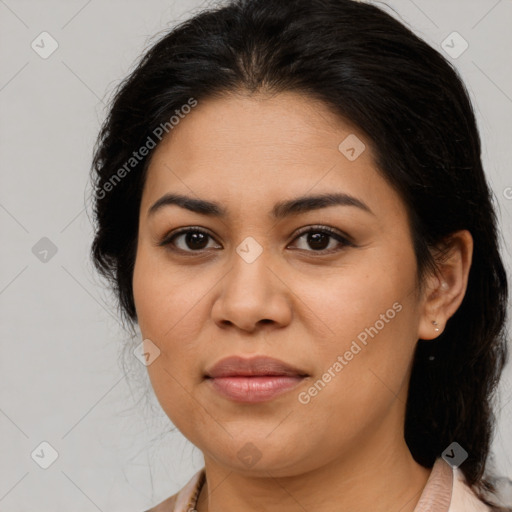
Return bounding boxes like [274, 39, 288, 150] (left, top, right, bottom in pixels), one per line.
[89, 0, 511, 510]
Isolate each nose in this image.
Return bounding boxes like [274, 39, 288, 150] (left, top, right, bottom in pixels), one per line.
[210, 243, 293, 333]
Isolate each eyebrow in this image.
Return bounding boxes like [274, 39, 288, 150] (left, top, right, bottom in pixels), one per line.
[147, 192, 374, 219]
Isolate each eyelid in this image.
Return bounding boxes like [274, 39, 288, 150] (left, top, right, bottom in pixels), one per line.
[291, 224, 354, 245]
[158, 226, 219, 249]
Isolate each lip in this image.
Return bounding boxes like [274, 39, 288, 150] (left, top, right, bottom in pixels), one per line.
[205, 355, 308, 378]
[204, 355, 309, 403]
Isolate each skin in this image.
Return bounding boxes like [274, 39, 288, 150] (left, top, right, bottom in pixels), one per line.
[132, 91, 473, 512]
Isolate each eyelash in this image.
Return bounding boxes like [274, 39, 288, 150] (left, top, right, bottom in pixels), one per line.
[159, 225, 354, 255]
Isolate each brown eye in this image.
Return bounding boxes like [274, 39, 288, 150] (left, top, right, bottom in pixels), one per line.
[289, 226, 353, 253]
[160, 228, 221, 252]
[304, 232, 331, 250]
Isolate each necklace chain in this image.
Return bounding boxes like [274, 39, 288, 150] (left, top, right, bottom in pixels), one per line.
[187, 471, 206, 512]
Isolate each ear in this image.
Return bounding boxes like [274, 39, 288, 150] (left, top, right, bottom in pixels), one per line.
[417, 230, 473, 341]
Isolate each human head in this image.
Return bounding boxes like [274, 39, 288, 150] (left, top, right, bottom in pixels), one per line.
[90, 0, 509, 507]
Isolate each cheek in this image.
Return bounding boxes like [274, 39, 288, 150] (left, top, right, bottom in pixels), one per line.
[133, 244, 202, 339]
[133, 246, 209, 421]
[146, 360, 208, 445]
[295, 246, 419, 406]
[294, 255, 415, 346]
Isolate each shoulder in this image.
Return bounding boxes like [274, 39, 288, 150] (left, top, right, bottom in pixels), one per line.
[143, 468, 205, 512]
[415, 457, 494, 512]
[143, 493, 178, 512]
[449, 467, 492, 512]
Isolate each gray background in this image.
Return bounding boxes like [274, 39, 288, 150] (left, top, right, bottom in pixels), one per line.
[1, 0, 511, 510]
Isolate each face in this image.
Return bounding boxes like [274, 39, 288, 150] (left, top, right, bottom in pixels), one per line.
[132, 91, 428, 477]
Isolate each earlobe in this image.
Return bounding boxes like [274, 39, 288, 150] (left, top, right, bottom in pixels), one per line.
[417, 230, 473, 341]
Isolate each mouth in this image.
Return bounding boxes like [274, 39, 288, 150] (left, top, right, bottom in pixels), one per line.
[206, 375, 307, 402]
[204, 355, 309, 403]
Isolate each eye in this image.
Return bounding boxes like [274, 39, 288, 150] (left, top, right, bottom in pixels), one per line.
[159, 225, 353, 255]
[159, 227, 221, 253]
[289, 225, 353, 253]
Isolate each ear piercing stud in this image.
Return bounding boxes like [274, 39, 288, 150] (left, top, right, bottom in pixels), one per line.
[432, 320, 440, 332]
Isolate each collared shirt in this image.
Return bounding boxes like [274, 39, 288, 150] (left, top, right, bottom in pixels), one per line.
[145, 457, 491, 512]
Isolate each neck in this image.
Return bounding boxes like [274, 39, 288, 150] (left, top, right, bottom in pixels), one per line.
[195, 439, 431, 512]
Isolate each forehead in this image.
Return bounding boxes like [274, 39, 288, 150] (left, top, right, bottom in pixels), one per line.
[140, 91, 404, 221]
[150, 91, 360, 168]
